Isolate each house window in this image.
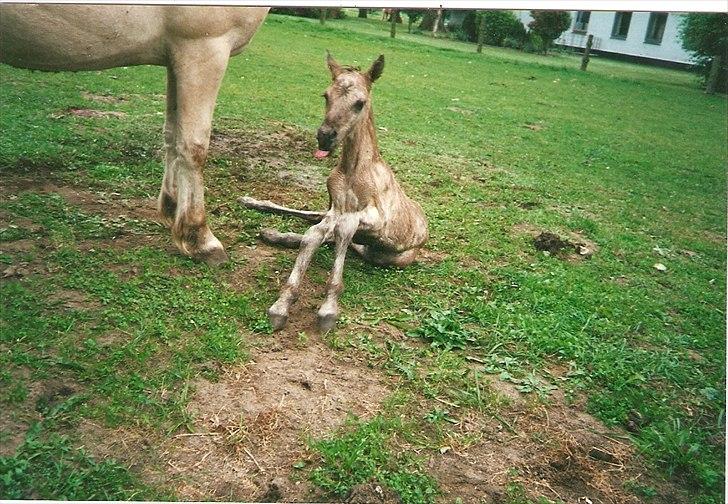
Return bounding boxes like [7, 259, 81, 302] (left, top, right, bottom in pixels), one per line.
[645, 13, 668, 44]
[611, 12, 632, 39]
[573, 11, 591, 33]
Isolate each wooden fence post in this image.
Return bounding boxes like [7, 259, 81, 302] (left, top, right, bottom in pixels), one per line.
[319, 8, 326, 25]
[390, 9, 398, 38]
[477, 12, 486, 53]
[580, 34, 593, 71]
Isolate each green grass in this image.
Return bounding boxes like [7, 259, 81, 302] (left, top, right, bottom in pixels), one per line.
[1, 11, 725, 502]
[1, 424, 165, 500]
[308, 416, 438, 503]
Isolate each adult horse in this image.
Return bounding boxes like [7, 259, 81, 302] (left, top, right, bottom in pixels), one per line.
[0, 5, 269, 265]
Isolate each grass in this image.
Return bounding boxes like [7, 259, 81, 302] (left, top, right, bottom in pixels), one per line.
[1, 10, 726, 503]
[308, 416, 439, 503]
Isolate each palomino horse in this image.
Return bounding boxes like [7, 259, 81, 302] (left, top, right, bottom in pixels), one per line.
[0, 5, 268, 265]
[241, 53, 428, 332]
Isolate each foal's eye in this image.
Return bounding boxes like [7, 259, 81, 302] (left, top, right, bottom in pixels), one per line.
[353, 99, 366, 112]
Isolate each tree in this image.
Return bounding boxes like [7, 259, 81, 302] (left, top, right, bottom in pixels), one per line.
[528, 10, 571, 54]
[419, 9, 445, 35]
[390, 9, 398, 38]
[680, 13, 728, 94]
[402, 9, 424, 33]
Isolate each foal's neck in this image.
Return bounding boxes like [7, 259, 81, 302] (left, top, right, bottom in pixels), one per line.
[340, 109, 381, 174]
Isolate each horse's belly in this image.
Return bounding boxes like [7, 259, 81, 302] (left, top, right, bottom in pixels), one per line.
[0, 5, 166, 70]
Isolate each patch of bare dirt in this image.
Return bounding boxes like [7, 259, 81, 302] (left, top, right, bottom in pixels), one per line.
[346, 481, 402, 503]
[56, 108, 126, 119]
[429, 378, 691, 504]
[417, 247, 448, 265]
[142, 342, 391, 501]
[81, 92, 128, 105]
[47, 288, 100, 311]
[211, 123, 329, 192]
[513, 223, 598, 261]
[523, 122, 544, 131]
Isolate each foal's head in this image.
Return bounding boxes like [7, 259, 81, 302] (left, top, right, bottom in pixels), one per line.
[315, 52, 384, 159]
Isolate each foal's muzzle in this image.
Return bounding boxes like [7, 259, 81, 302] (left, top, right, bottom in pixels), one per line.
[317, 127, 337, 151]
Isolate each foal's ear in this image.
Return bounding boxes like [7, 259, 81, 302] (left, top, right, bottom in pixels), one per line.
[326, 50, 343, 79]
[366, 54, 385, 83]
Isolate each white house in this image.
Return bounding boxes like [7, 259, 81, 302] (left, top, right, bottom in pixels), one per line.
[514, 11, 693, 67]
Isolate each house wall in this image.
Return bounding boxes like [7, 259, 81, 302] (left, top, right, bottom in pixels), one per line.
[514, 11, 693, 65]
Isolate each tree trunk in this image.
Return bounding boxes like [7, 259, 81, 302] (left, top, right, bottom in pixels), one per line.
[476, 12, 486, 53]
[390, 9, 398, 38]
[319, 9, 326, 25]
[432, 9, 442, 36]
[706, 54, 722, 94]
[358, 9, 367, 18]
[580, 34, 593, 71]
[408, 17, 413, 33]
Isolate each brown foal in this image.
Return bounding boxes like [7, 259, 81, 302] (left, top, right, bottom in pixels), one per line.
[240, 53, 428, 332]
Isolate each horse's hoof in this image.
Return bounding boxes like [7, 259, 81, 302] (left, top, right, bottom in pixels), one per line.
[268, 310, 288, 332]
[317, 313, 337, 333]
[195, 246, 228, 266]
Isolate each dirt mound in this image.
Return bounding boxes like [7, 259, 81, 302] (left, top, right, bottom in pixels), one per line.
[159, 342, 390, 501]
[513, 224, 597, 261]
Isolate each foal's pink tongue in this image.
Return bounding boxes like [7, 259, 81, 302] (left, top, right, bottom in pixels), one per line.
[314, 149, 330, 160]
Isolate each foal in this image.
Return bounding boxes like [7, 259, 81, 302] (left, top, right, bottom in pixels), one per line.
[240, 53, 428, 332]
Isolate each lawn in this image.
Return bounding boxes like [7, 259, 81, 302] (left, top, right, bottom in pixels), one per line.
[1, 11, 726, 504]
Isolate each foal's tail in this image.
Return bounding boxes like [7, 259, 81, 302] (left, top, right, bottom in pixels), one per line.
[238, 196, 325, 223]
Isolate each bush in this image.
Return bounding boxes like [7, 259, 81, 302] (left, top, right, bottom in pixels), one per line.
[528, 10, 572, 53]
[522, 32, 545, 53]
[461, 10, 527, 46]
[503, 36, 524, 50]
[270, 8, 346, 20]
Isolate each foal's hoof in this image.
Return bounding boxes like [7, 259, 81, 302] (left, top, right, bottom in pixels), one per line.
[268, 310, 288, 332]
[194, 246, 229, 267]
[317, 313, 338, 333]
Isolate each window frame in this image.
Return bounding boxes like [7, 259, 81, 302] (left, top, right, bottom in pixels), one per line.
[573, 11, 591, 33]
[611, 11, 632, 40]
[644, 12, 668, 45]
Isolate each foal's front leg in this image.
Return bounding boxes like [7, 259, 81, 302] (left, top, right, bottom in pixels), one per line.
[317, 215, 360, 333]
[268, 215, 335, 330]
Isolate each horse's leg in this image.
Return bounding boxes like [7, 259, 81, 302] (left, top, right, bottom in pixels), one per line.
[158, 68, 178, 227]
[317, 215, 359, 332]
[168, 39, 229, 265]
[268, 215, 335, 330]
[239, 196, 325, 223]
[260, 229, 305, 248]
